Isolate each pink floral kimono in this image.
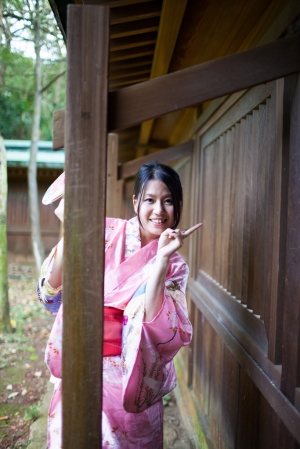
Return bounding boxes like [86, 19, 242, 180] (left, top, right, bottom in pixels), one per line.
[37, 216, 192, 449]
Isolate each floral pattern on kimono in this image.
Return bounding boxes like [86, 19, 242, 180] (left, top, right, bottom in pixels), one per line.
[38, 216, 192, 449]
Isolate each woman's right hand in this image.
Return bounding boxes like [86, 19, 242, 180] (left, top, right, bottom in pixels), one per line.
[55, 198, 64, 223]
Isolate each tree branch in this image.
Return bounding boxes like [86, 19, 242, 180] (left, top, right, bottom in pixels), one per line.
[40, 69, 66, 94]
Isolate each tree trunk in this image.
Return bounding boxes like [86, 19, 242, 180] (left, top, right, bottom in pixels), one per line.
[28, 0, 44, 271]
[0, 137, 12, 333]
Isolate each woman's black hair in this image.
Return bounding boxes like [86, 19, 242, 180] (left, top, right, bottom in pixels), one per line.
[133, 161, 183, 229]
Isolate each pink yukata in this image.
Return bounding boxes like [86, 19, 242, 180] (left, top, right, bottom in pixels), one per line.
[37, 216, 192, 449]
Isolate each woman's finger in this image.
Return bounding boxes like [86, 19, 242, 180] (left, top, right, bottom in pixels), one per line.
[182, 223, 202, 239]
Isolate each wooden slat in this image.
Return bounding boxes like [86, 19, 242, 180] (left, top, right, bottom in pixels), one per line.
[110, 1, 161, 25]
[263, 81, 284, 364]
[110, 65, 151, 80]
[235, 118, 246, 301]
[109, 44, 155, 62]
[110, 56, 153, 70]
[188, 278, 300, 444]
[228, 123, 240, 297]
[138, 0, 188, 147]
[110, 75, 148, 89]
[110, 16, 160, 38]
[110, 31, 157, 51]
[221, 129, 233, 291]
[241, 115, 252, 304]
[201, 83, 272, 149]
[108, 33, 300, 131]
[236, 368, 260, 448]
[119, 139, 193, 179]
[62, 5, 109, 448]
[281, 74, 300, 403]
[93, 0, 156, 8]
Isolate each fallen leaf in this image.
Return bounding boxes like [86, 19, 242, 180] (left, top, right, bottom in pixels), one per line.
[24, 363, 31, 369]
[6, 385, 13, 391]
[21, 388, 28, 396]
[8, 392, 19, 399]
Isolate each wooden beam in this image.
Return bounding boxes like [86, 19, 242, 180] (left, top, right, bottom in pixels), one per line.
[53, 33, 300, 150]
[138, 0, 188, 147]
[119, 140, 193, 179]
[108, 33, 300, 131]
[62, 5, 109, 448]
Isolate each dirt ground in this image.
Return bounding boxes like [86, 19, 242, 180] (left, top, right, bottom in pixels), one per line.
[0, 262, 191, 449]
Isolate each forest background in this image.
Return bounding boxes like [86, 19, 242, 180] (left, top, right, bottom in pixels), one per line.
[0, 2, 65, 447]
[0, 0, 66, 141]
[0, 0, 66, 331]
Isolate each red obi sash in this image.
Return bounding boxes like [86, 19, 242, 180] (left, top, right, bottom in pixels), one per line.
[103, 307, 123, 357]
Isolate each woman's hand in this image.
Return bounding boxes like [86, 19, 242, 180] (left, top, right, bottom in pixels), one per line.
[55, 198, 64, 223]
[157, 223, 202, 260]
[145, 222, 202, 321]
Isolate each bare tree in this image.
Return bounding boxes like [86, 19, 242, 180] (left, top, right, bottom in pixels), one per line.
[3, 0, 66, 271]
[28, 0, 44, 271]
[0, 138, 12, 333]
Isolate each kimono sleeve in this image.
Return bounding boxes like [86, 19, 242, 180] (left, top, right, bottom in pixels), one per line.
[122, 254, 192, 413]
[37, 245, 62, 315]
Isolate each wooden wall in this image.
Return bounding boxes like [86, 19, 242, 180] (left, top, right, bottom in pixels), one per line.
[175, 73, 300, 448]
[7, 180, 61, 257]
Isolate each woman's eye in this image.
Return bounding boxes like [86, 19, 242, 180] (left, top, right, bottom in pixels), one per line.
[165, 199, 173, 204]
[145, 198, 153, 203]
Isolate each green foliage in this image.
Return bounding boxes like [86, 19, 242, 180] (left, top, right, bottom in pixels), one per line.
[14, 442, 33, 449]
[24, 403, 40, 421]
[0, 0, 66, 140]
[0, 47, 35, 139]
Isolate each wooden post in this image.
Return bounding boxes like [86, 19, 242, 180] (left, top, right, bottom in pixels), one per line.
[107, 133, 123, 218]
[62, 5, 109, 448]
[281, 73, 300, 403]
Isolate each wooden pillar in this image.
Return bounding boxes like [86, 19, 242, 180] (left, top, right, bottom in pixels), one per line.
[281, 73, 300, 404]
[63, 5, 109, 448]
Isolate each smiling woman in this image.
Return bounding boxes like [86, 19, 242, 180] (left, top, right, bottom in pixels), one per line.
[37, 162, 202, 449]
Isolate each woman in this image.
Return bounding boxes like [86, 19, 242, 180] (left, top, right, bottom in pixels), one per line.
[37, 162, 201, 449]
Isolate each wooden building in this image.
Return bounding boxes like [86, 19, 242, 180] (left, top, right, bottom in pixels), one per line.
[6, 140, 63, 258]
[48, 0, 300, 447]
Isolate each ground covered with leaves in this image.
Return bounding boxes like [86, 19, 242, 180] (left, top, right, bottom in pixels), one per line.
[0, 263, 191, 449]
[0, 263, 54, 449]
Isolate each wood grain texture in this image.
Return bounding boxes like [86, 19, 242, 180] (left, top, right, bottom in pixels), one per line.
[281, 74, 300, 403]
[188, 278, 300, 444]
[119, 139, 193, 179]
[138, 0, 188, 147]
[62, 5, 109, 448]
[108, 33, 300, 131]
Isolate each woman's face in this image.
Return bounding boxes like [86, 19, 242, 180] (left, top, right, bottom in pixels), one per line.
[133, 179, 174, 246]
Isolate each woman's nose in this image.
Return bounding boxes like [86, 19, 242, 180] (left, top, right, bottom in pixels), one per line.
[154, 201, 164, 213]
